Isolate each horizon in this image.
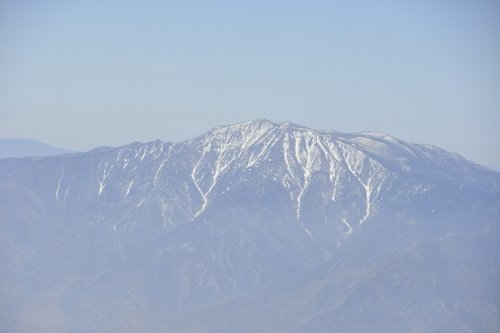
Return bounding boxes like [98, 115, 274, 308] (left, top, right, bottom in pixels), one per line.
[1, 1, 499, 170]
[3, 118, 499, 172]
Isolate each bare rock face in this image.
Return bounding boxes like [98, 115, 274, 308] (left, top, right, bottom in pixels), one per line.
[1, 120, 499, 332]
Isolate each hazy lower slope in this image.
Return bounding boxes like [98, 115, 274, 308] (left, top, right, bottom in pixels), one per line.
[0, 138, 73, 159]
[0, 120, 499, 332]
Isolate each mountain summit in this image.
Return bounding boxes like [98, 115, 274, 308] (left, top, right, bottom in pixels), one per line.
[1, 120, 499, 332]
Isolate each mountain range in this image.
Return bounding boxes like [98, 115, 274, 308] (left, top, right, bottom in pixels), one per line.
[1, 120, 499, 332]
[0, 138, 73, 159]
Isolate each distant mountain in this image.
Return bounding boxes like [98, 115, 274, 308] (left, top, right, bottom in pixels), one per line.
[0, 138, 73, 159]
[1, 120, 499, 333]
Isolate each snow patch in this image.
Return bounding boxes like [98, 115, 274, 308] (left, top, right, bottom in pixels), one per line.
[55, 168, 64, 201]
[125, 179, 135, 196]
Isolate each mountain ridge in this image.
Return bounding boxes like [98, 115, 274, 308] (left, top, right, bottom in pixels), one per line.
[0, 138, 74, 159]
[1, 120, 499, 332]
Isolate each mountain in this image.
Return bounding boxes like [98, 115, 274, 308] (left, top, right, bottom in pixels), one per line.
[1, 120, 499, 332]
[0, 138, 73, 159]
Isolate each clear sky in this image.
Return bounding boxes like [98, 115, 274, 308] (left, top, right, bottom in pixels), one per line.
[1, 0, 499, 169]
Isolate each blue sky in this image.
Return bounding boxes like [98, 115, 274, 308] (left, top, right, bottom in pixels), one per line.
[1, 0, 499, 169]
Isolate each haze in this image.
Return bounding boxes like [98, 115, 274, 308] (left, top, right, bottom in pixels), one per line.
[0, 0, 499, 170]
